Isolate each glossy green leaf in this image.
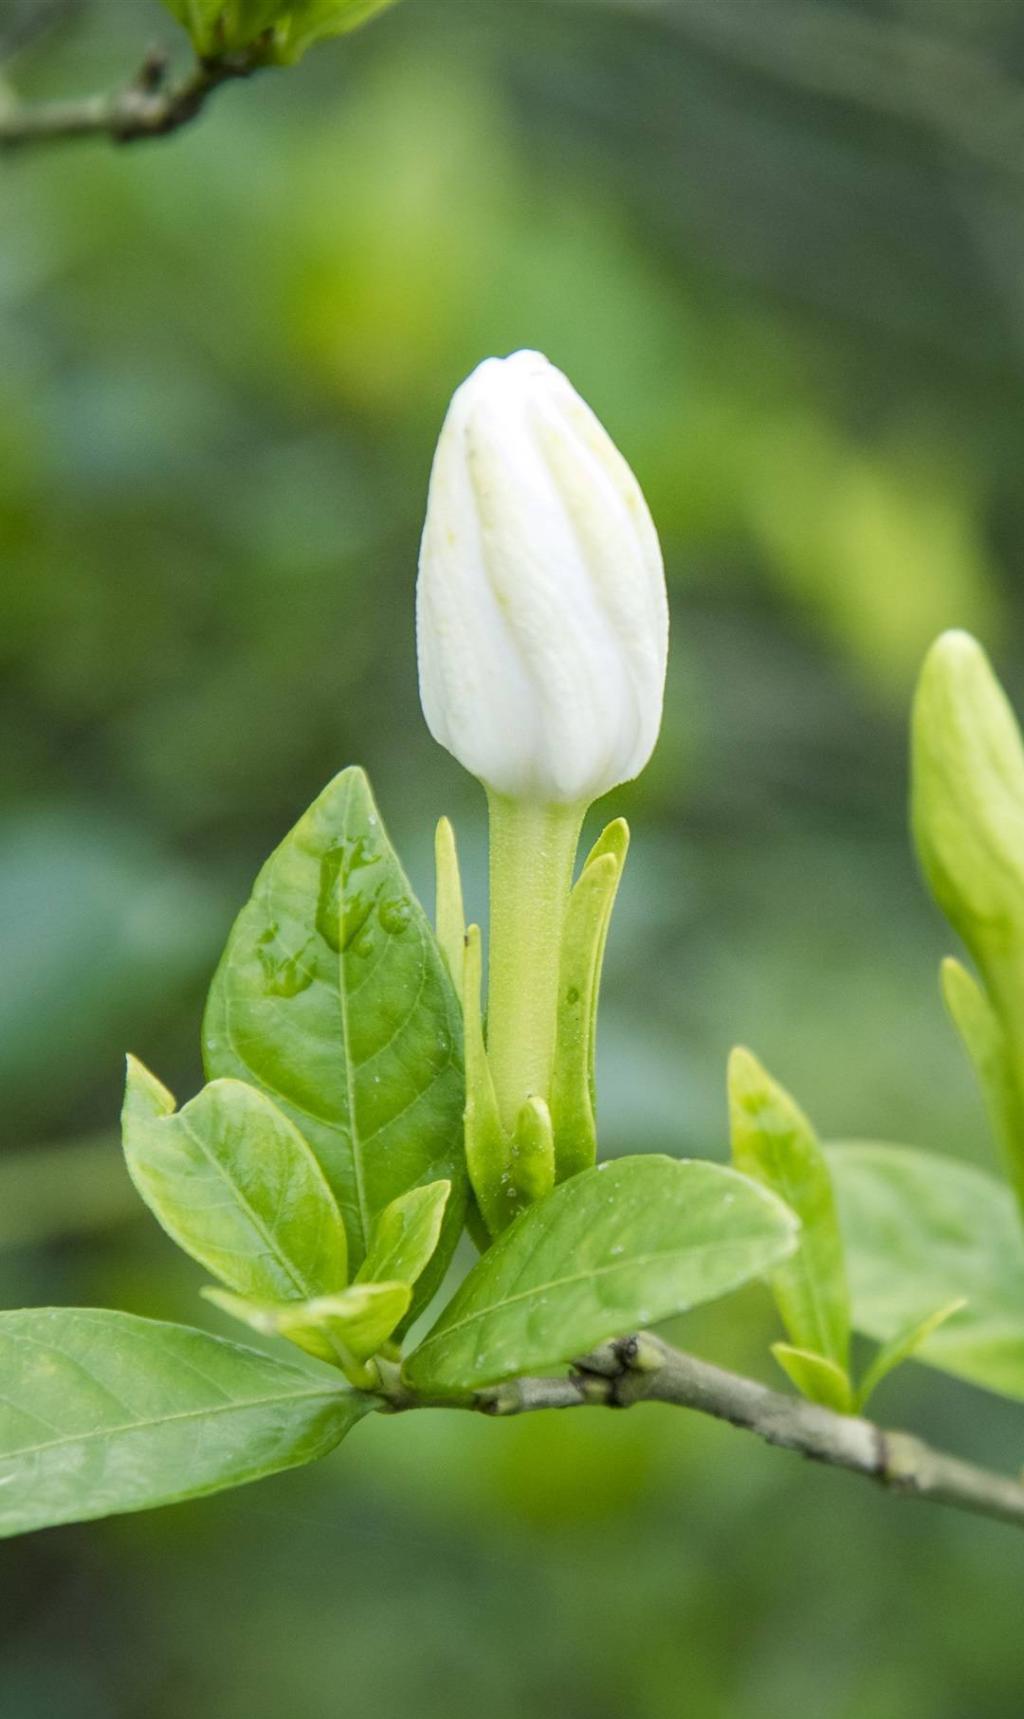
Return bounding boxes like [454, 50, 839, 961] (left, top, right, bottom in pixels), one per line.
[404, 1155, 798, 1396]
[729, 1048, 849, 1369]
[855, 1298, 968, 1412]
[355, 1180, 451, 1289]
[829, 1142, 1024, 1399]
[0, 1309, 371, 1538]
[551, 819, 629, 1183]
[205, 1282, 411, 1371]
[771, 1344, 854, 1413]
[122, 1057, 347, 1300]
[202, 767, 466, 1296]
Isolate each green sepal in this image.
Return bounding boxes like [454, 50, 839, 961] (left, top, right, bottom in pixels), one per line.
[355, 1180, 451, 1291]
[204, 1282, 410, 1386]
[771, 1343, 854, 1413]
[512, 1096, 555, 1204]
[855, 1298, 968, 1413]
[462, 924, 516, 1238]
[550, 818, 629, 1182]
[122, 1055, 348, 1301]
[433, 817, 466, 1004]
[728, 1047, 850, 1370]
[941, 956, 1024, 1207]
[463, 1192, 495, 1256]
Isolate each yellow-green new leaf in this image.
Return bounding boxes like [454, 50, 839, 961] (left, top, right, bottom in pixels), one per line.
[269, 0, 398, 63]
[356, 1180, 451, 1290]
[729, 1048, 850, 1371]
[404, 1155, 798, 1397]
[0, 1310, 371, 1538]
[122, 1058, 347, 1301]
[206, 1282, 411, 1371]
[160, 0, 285, 55]
[771, 1344, 854, 1413]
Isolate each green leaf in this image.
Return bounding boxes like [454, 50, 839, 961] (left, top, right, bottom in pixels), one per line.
[0, 1309, 371, 1538]
[205, 1283, 411, 1373]
[202, 767, 466, 1297]
[355, 1180, 451, 1290]
[829, 1142, 1024, 1400]
[855, 1299, 968, 1413]
[550, 819, 629, 1183]
[771, 1344, 854, 1413]
[270, 0, 398, 63]
[404, 1155, 798, 1396]
[122, 1057, 347, 1301]
[728, 1047, 850, 1369]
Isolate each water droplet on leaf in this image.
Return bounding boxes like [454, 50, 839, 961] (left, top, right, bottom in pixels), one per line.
[378, 896, 411, 936]
[256, 925, 316, 997]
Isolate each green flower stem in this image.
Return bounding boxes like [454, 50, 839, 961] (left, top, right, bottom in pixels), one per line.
[485, 794, 586, 1133]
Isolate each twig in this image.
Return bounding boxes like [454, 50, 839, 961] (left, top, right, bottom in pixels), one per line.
[0, 43, 262, 149]
[386, 1335, 1024, 1533]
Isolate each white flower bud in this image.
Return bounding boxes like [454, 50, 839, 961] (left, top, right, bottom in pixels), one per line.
[416, 351, 669, 805]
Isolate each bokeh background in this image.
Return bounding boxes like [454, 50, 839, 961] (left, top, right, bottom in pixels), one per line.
[3, 0, 1024, 1712]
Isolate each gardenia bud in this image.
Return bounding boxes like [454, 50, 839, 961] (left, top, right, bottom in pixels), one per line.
[912, 629, 1024, 945]
[416, 350, 668, 805]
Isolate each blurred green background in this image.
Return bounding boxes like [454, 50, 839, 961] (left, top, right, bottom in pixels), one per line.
[3, 0, 1024, 1712]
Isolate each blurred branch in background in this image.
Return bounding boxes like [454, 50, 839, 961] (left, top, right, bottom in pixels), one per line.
[0, 1135, 138, 1251]
[0, 44, 262, 148]
[0, 0, 399, 148]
